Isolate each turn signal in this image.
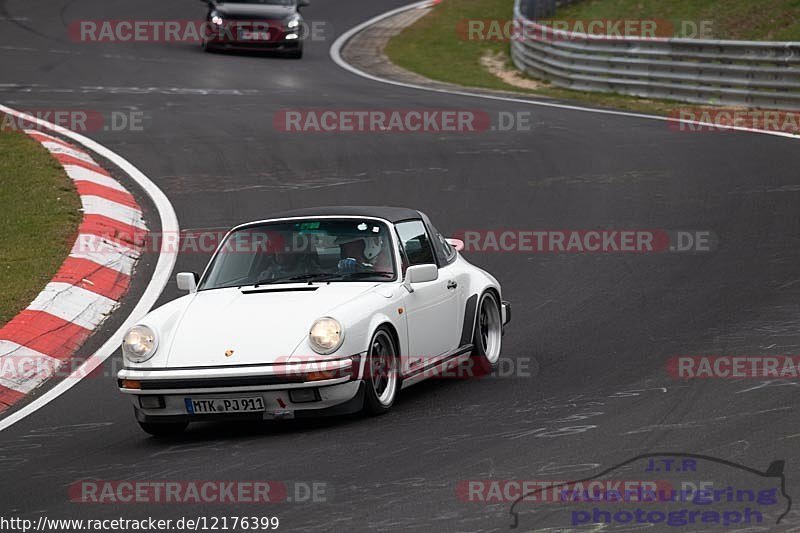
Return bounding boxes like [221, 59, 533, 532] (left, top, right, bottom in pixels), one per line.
[306, 370, 337, 382]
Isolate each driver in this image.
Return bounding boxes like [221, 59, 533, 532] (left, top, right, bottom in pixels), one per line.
[336, 234, 392, 274]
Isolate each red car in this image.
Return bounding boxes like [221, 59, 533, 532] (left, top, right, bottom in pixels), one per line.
[201, 0, 310, 58]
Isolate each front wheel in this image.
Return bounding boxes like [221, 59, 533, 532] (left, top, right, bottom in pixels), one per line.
[363, 328, 399, 415]
[471, 291, 502, 376]
[137, 420, 188, 437]
[286, 45, 303, 59]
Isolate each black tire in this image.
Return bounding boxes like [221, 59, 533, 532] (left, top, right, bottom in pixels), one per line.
[287, 46, 303, 59]
[363, 328, 399, 416]
[202, 39, 216, 53]
[470, 291, 502, 377]
[138, 421, 188, 437]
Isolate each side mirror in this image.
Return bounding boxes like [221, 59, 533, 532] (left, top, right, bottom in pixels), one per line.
[176, 272, 199, 293]
[446, 238, 464, 252]
[403, 264, 438, 293]
[298, 0, 310, 7]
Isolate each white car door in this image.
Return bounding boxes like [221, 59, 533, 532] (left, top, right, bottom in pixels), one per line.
[395, 220, 461, 371]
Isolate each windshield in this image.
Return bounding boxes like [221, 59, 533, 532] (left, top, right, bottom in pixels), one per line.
[200, 218, 397, 290]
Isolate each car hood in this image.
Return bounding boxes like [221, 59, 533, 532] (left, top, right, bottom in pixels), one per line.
[214, 3, 295, 20]
[162, 284, 373, 368]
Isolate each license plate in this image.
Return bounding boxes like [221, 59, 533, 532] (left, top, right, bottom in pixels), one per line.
[240, 30, 270, 41]
[184, 397, 265, 414]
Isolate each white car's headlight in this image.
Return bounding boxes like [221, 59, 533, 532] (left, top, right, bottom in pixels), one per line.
[309, 317, 344, 355]
[211, 13, 224, 26]
[286, 16, 300, 29]
[122, 325, 158, 363]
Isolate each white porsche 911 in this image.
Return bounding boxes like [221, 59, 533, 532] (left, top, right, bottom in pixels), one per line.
[118, 206, 510, 435]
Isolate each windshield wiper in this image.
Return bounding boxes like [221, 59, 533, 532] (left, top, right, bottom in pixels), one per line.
[252, 273, 340, 287]
[338, 271, 395, 279]
[249, 271, 395, 287]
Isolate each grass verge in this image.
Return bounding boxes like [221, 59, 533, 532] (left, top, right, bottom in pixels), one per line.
[0, 123, 81, 326]
[557, 0, 800, 42]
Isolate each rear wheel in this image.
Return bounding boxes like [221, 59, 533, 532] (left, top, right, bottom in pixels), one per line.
[137, 421, 188, 437]
[471, 291, 502, 376]
[363, 328, 399, 415]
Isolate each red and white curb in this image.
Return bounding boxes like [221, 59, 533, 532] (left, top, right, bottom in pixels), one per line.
[0, 105, 177, 433]
[0, 129, 148, 412]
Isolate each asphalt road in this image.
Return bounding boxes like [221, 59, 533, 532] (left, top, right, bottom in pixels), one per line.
[2, 0, 800, 531]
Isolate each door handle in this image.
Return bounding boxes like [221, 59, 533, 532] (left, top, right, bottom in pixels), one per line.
[447, 280, 458, 290]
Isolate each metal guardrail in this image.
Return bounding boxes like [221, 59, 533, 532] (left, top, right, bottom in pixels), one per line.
[512, 0, 800, 109]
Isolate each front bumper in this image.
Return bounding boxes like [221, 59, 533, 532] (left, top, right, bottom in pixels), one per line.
[206, 25, 302, 50]
[133, 381, 366, 423]
[207, 40, 301, 52]
[120, 356, 365, 422]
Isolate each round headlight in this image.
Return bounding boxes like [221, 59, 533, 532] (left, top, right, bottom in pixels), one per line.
[309, 318, 344, 355]
[211, 13, 224, 26]
[286, 16, 300, 29]
[122, 325, 158, 363]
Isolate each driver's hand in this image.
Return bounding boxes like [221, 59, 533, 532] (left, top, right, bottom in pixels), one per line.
[337, 258, 358, 273]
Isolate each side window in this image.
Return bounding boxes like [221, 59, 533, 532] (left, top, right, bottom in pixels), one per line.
[395, 220, 436, 268]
